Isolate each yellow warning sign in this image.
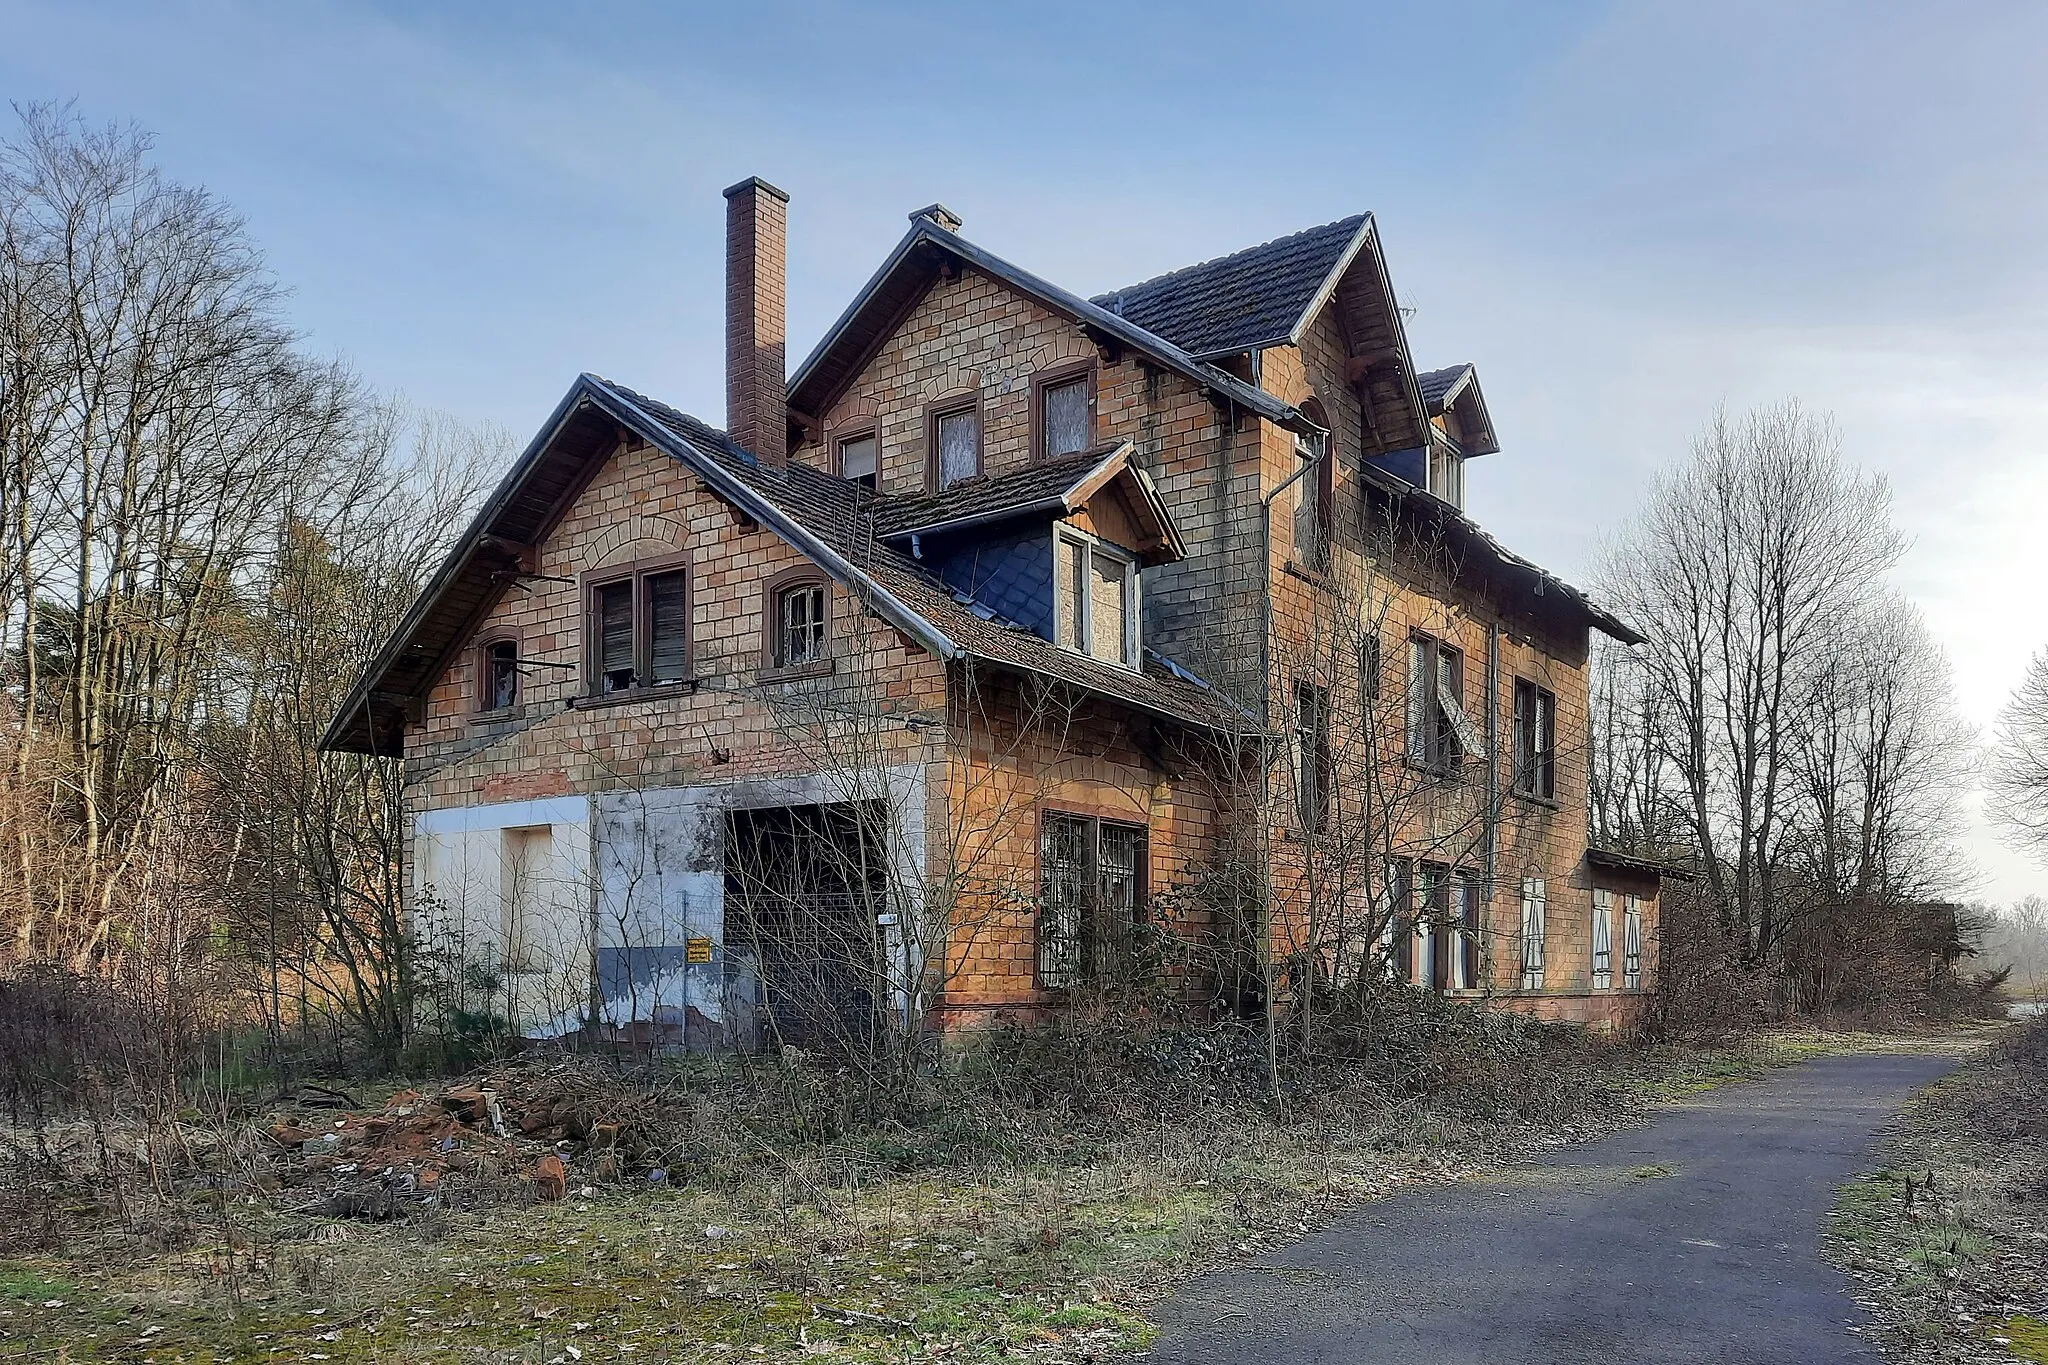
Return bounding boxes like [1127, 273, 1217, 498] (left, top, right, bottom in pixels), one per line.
[685, 937, 714, 964]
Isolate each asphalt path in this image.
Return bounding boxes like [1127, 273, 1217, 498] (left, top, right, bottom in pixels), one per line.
[1146, 1051, 1960, 1364]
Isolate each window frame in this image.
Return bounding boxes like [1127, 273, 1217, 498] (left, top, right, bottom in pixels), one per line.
[1622, 894, 1644, 990]
[1052, 525, 1140, 670]
[761, 566, 833, 673]
[1293, 401, 1335, 571]
[1512, 677, 1558, 801]
[831, 424, 880, 491]
[1293, 679, 1332, 833]
[1406, 633, 1471, 775]
[1035, 808, 1149, 991]
[1029, 360, 1097, 464]
[1519, 877, 1547, 991]
[578, 550, 694, 704]
[1592, 889, 1615, 991]
[475, 633, 521, 715]
[924, 391, 983, 490]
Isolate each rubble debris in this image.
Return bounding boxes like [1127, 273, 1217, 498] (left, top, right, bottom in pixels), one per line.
[529, 1155, 568, 1203]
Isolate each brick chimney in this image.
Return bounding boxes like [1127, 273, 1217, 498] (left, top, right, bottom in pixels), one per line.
[723, 176, 790, 467]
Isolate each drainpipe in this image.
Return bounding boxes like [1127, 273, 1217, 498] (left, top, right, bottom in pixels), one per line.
[1484, 623, 1501, 977]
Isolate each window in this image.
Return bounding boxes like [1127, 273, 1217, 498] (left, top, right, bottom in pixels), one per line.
[586, 556, 691, 697]
[837, 431, 878, 490]
[1407, 635, 1480, 772]
[1513, 678, 1557, 800]
[1294, 681, 1331, 832]
[1404, 862, 1479, 993]
[1292, 416, 1333, 571]
[1623, 895, 1644, 990]
[1360, 634, 1382, 705]
[1592, 889, 1614, 990]
[774, 580, 828, 667]
[1038, 814, 1146, 988]
[1054, 530, 1138, 669]
[1448, 872, 1482, 991]
[1519, 878, 1547, 991]
[931, 400, 980, 488]
[1039, 372, 1091, 460]
[1429, 444, 1464, 508]
[479, 638, 519, 712]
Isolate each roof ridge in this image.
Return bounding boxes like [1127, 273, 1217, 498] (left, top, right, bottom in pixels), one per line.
[1090, 213, 1368, 306]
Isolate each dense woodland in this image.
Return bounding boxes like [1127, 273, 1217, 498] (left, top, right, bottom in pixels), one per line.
[0, 107, 2027, 1091]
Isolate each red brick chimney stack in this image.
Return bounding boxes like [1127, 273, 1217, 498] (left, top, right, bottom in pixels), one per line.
[723, 176, 790, 468]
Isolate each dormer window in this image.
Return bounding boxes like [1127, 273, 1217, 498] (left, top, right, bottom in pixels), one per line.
[1054, 529, 1137, 669]
[837, 431, 878, 490]
[1428, 442, 1464, 509]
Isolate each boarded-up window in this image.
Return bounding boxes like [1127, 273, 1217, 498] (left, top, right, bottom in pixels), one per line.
[1592, 890, 1614, 990]
[646, 571, 690, 683]
[1520, 878, 1547, 991]
[838, 433, 878, 489]
[1055, 538, 1086, 651]
[1038, 813, 1147, 989]
[777, 582, 828, 666]
[1042, 377, 1089, 459]
[1088, 550, 1127, 664]
[936, 406, 978, 487]
[598, 581, 635, 693]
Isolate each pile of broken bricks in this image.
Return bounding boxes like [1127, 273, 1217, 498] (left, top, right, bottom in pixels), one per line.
[265, 1073, 669, 1219]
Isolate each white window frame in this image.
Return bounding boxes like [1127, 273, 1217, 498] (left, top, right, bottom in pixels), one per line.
[1592, 889, 1614, 991]
[1623, 894, 1644, 990]
[1520, 877, 1547, 991]
[1052, 526, 1140, 671]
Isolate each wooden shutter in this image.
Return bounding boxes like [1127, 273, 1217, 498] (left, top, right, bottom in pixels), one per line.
[1592, 890, 1614, 989]
[597, 582, 634, 692]
[645, 570, 690, 684]
[1520, 878, 1546, 990]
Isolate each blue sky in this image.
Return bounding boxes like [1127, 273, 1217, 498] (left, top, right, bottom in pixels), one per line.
[8, 0, 2048, 900]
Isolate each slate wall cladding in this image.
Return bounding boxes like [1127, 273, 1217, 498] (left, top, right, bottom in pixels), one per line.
[927, 524, 1053, 640]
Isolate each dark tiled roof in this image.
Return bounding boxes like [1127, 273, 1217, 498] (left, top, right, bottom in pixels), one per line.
[592, 380, 1251, 732]
[1417, 364, 1473, 413]
[1091, 215, 1368, 360]
[871, 444, 1115, 538]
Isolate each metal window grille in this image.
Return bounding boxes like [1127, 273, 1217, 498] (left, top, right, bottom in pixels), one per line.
[1038, 814, 1145, 989]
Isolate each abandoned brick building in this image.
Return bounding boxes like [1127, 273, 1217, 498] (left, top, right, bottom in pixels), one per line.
[323, 177, 1662, 1043]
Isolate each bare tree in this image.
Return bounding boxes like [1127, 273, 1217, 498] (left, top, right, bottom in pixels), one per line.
[1989, 648, 2048, 860]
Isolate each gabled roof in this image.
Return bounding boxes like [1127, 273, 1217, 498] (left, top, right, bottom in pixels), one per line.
[1416, 362, 1500, 458]
[786, 215, 1314, 440]
[321, 375, 1249, 755]
[1091, 215, 1370, 360]
[874, 440, 1186, 563]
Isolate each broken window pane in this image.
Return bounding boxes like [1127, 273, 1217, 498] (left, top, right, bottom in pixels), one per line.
[778, 582, 827, 666]
[936, 407, 978, 486]
[484, 639, 519, 711]
[1042, 377, 1089, 459]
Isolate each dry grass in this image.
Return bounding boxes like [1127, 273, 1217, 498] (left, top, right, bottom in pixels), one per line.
[1825, 1017, 2048, 1364]
[0, 1014, 1894, 1363]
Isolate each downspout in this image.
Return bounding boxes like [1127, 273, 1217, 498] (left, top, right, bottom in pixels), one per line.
[1484, 622, 1501, 986]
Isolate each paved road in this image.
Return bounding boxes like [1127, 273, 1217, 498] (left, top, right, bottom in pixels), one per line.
[1147, 1052, 1960, 1365]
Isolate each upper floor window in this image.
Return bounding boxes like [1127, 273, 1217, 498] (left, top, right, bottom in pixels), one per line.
[479, 638, 519, 712]
[774, 579, 829, 667]
[837, 431, 878, 490]
[1054, 529, 1137, 669]
[1407, 634, 1477, 772]
[1513, 678, 1557, 800]
[1294, 680, 1331, 832]
[586, 555, 691, 697]
[930, 399, 981, 488]
[1428, 443, 1465, 508]
[1038, 368, 1092, 460]
[1294, 402, 1333, 570]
